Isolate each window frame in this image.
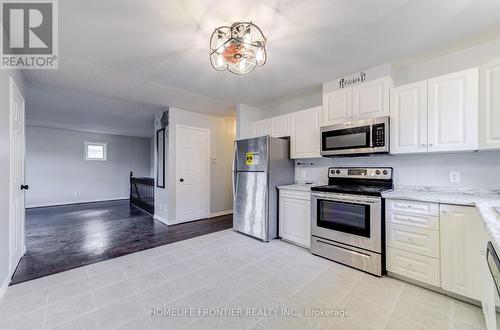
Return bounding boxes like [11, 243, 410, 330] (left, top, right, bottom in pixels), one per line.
[85, 141, 107, 161]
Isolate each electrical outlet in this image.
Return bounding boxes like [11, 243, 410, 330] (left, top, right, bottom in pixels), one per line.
[449, 171, 460, 183]
[301, 169, 306, 178]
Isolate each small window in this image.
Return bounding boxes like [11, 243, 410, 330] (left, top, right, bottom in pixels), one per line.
[85, 142, 107, 161]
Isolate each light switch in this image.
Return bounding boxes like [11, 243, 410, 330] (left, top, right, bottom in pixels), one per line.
[449, 171, 460, 183]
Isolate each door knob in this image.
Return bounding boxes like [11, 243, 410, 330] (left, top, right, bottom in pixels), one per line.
[179, 178, 184, 182]
[21, 184, 29, 190]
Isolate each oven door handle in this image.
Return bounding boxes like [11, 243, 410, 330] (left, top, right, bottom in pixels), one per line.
[312, 193, 379, 205]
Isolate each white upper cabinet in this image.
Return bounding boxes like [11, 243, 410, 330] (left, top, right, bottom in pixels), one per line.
[480, 58, 500, 150]
[291, 106, 322, 158]
[440, 204, 482, 301]
[427, 68, 479, 152]
[322, 76, 392, 126]
[322, 88, 352, 126]
[390, 81, 428, 154]
[270, 114, 292, 138]
[251, 119, 270, 137]
[352, 76, 393, 120]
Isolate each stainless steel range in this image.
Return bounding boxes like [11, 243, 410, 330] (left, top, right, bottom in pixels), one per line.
[310, 167, 393, 276]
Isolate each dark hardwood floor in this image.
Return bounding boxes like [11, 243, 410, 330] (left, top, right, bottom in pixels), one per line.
[11, 200, 232, 285]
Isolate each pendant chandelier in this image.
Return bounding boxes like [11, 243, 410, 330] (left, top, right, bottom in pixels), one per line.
[209, 22, 267, 75]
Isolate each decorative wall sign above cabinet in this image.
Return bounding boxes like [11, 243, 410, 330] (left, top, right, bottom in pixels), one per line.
[339, 72, 367, 89]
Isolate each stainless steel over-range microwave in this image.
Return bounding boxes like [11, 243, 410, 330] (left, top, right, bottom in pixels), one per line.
[320, 116, 389, 157]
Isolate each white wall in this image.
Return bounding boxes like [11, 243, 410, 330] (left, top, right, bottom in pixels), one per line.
[236, 104, 263, 139]
[25, 126, 151, 207]
[153, 113, 169, 223]
[0, 23, 26, 292]
[259, 37, 500, 117]
[246, 37, 500, 190]
[167, 108, 236, 222]
[295, 151, 500, 189]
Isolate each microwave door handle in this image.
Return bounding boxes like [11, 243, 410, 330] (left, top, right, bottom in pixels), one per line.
[369, 125, 373, 148]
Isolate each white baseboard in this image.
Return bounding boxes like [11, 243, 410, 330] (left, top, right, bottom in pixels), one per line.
[209, 210, 233, 218]
[153, 214, 169, 225]
[155, 210, 232, 226]
[0, 275, 9, 302]
[26, 197, 129, 208]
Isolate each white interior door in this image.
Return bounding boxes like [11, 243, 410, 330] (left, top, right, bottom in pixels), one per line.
[175, 125, 210, 223]
[9, 77, 26, 277]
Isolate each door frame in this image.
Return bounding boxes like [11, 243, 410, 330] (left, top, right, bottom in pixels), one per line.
[175, 124, 211, 223]
[9, 77, 26, 278]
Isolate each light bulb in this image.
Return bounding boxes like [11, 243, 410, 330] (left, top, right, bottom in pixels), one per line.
[239, 60, 246, 72]
[256, 48, 264, 63]
[217, 55, 224, 67]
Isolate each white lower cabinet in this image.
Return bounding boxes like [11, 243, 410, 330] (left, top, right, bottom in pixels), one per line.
[440, 204, 482, 301]
[480, 221, 499, 330]
[387, 247, 440, 286]
[386, 199, 484, 303]
[386, 223, 439, 258]
[279, 189, 311, 248]
[386, 200, 441, 286]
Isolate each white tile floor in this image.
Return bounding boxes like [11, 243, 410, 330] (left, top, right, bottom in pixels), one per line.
[0, 229, 487, 330]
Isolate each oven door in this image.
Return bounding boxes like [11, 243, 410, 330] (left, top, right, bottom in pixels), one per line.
[311, 192, 382, 253]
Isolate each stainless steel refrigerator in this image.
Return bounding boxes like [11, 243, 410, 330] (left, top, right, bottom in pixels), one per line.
[232, 136, 295, 241]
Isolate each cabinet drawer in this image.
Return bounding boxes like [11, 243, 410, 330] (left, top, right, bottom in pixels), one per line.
[279, 190, 311, 201]
[386, 199, 439, 216]
[386, 223, 440, 258]
[387, 247, 440, 286]
[386, 211, 439, 230]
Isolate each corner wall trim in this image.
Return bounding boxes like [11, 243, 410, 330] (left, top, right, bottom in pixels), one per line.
[153, 214, 169, 225]
[209, 210, 233, 218]
[0, 275, 9, 302]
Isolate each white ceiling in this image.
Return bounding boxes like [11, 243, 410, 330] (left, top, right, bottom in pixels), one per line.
[24, 0, 500, 136]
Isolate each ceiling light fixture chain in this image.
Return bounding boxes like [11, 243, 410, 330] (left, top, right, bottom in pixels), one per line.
[209, 21, 267, 75]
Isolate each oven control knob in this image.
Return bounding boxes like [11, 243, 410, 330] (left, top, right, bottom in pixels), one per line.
[382, 170, 388, 175]
[375, 170, 381, 175]
[336, 170, 341, 174]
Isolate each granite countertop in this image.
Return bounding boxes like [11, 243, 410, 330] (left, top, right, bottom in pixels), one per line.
[277, 182, 326, 191]
[382, 186, 500, 252]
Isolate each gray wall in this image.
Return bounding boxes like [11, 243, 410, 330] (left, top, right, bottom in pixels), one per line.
[0, 25, 26, 290]
[26, 126, 151, 208]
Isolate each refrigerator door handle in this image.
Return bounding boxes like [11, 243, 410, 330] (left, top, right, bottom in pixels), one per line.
[232, 143, 237, 199]
[232, 171, 237, 199]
